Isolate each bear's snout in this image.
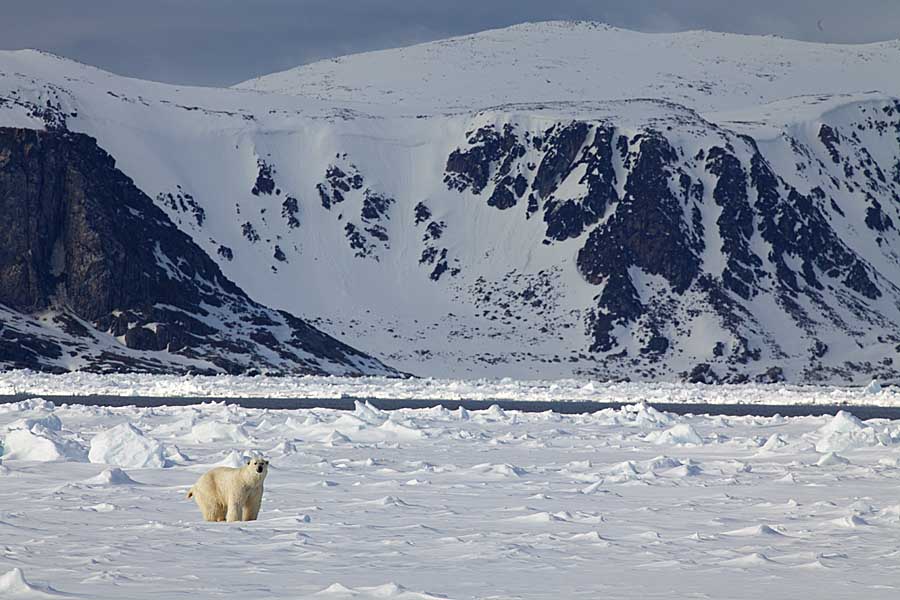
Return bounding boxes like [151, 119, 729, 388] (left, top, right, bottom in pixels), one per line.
[257, 466, 264, 473]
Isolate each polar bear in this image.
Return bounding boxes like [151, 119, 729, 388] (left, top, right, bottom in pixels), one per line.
[187, 457, 269, 522]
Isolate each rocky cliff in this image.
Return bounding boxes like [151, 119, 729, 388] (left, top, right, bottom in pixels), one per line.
[0, 127, 398, 376]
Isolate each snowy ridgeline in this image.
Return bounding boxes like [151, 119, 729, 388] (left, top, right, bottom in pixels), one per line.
[2, 24, 900, 382]
[0, 370, 892, 405]
[3, 398, 900, 598]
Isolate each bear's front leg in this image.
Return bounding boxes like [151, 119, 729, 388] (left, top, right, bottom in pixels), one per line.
[243, 490, 262, 521]
[225, 497, 243, 522]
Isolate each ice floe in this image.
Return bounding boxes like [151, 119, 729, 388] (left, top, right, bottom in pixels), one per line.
[89, 423, 166, 469]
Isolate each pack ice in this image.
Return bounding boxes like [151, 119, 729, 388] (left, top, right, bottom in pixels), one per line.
[1, 396, 900, 598]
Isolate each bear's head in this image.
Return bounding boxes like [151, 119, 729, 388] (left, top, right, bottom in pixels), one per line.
[246, 457, 270, 479]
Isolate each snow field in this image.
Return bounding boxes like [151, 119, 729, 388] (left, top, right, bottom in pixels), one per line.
[238, 22, 900, 115]
[3, 398, 900, 598]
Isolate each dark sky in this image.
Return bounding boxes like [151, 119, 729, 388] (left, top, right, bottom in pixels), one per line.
[3, 0, 900, 87]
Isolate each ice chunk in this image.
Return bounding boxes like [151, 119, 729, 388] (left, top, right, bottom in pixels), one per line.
[719, 553, 775, 567]
[89, 423, 166, 469]
[6, 414, 63, 432]
[376, 419, 425, 441]
[83, 467, 139, 486]
[0, 398, 56, 414]
[864, 379, 882, 394]
[508, 511, 568, 524]
[0, 567, 63, 597]
[187, 421, 250, 444]
[759, 434, 788, 452]
[663, 464, 703, 477]
[317, 583, 356, 596]
[2, 411, 86, 462]
[212, 450, 247, 468]
[828, 515, 868, 528]
[164, 445, 191, 464]
[819, 411, 868, 436]
[353, 400, 387, 424]
[480, 404, 507, 420]
[314, 582, 444, 599]
[581, 481, 609, 495]
[81, 503, 117, 512]
[621, 402, 675, 429]
[643, 456, 683, 471]
[815, 411, 879, 453]
[723, 524, 786, 537]
[472, 462, 527, 477]
[268, 440, 299, 456]
[564, 460, 593, 472]
[816, 452, 850, 467]
[648, 423, 703, 445]
[775, 472, 797, 484]
[849, 500, 875, 514]
[324, 430, 352, 446]
[370, 496, 410, 507]
[1, 427, 87, 462]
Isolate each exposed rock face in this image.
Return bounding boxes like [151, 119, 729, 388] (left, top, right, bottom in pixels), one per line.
[316, 157, 396, 260]
[0, 127, 398, 376]
[440, 101, 900, 382]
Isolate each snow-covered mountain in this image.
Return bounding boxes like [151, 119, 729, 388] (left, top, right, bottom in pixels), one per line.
[0, 128, 397, 376]
[238, 22, 900, 113]
[1, 21, 900, 382]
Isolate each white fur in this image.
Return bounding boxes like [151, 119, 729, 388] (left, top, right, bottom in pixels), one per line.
[187, 457, 268, 522]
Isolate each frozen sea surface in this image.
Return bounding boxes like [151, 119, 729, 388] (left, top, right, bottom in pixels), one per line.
[3, 398, 900, 598]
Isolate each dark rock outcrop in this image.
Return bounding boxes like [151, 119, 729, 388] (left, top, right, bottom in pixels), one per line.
[440, 102, 900, 381]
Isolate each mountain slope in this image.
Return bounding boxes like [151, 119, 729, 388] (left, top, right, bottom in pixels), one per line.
[1, 22, 899, 382]
[237, 21, 900, 114]
[0, 127, 397, 376]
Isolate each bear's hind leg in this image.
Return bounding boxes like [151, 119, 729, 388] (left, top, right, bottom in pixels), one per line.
[208, 501, 226, 522]
[192, 489, 226, 522]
